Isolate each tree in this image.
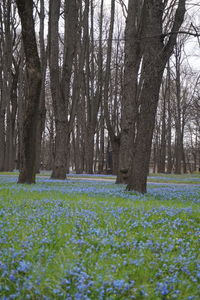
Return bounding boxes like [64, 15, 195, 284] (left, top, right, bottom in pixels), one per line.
[35, 0, 47, 173]
[49, 0, 78, 179]
[16, 0, 42, 184]
[103, 0, 121, 176]
[83, 0, 103, 174]
[120, 0, 186, 193]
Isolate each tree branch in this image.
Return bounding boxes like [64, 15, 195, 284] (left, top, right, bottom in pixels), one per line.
[163, 0, 186, 58]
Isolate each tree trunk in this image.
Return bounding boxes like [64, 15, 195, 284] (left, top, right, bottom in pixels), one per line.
[117, 0, 142, 184]
[174, 44, 182, 174]
[84, 0, 103, 174]
[0, 53, 6, 170]
[158, 81, 167, 173]
[16, 0, 42, 184]
[17, 47, 25, 171]
[112, 138, 120, 175]
[102, 0, 120, 177]
[36, 0, 47, 173]
[127, 68, 163, 193]
[85, 125, 95, 173]
[166, 63, 173, 173]
[49, 0, 78, 179]
[98, 104, 105, 173]
[5, 65, 19, 171]
[126, 0, 186, 193]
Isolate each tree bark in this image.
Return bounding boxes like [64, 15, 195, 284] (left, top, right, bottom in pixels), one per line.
[158, 80, 167, 173]
[118, 0, 143, 184]
[16, 0, 42, 184]
[102, 0, 120, 176]
[126, 0, 186, 193]
[174, 43, 182, 174]
[84, 0, 103, 174]
[0, 11, 6, 171]
[166, 62, 173, 173]
[49, 0, 78, 179]
[36, 0, 47, 173]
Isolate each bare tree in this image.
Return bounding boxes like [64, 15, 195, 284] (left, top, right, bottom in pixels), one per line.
[16, 0, 42, 184]
[36, 0, 47, 173]
[120, 0, 186, 193]
[103, 0, 121, 176]
[49, 0, 78, 179]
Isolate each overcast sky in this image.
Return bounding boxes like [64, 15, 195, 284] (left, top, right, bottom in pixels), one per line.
[104, 0, 200, 71]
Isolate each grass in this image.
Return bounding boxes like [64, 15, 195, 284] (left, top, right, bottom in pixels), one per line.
[1, 171, 200, 184]
[0, 174, 200, 299]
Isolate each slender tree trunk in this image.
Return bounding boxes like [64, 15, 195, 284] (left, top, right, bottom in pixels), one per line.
[36, 0, 47, 173]
[84, 0, 103, 174]
[112, 138, 120, 175]
[85, 125, 95, 174]
[1, 0, 13, 171]
[17, 47, 25, 171]
[166, 63, 173, 173]
[6, 65, 19, 171]
[102, 0, 120, 177]
[0, 50, 6, 170]
[0, 107, 5, 171]
[0, 4, 5, 171]
[158, 82, 167, 173]
[49, 0, 67, 179]
[174, 44, 182, 174]
[98, 104, 105, 173]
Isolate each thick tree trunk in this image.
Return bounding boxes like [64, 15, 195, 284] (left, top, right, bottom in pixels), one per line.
[117, 0, 142, 184]
[49, 0, 78, 179]
[51, 122, 68, 179]
[127, 70, 163, 193]
[16, 0, 42, 184]
[126, 0, 186, 193]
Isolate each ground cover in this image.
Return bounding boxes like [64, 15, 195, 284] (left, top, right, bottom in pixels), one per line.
[0, 175, 200, 299]
[1, 172, 200, 185]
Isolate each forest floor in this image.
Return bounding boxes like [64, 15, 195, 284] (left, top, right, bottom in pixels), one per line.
[1, 171, 200, 184]
[0, 173, 199, 299]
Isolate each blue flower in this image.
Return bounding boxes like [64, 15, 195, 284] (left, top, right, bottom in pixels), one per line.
[17, 260, 31, 273]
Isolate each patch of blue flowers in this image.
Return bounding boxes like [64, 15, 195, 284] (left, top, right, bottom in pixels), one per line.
[0, 175, 199, 299]
[1, 175, 200, 203]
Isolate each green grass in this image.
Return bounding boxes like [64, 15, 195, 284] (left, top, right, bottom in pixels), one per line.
[1, 171, 200, 184]
[0, 174, 199, 299]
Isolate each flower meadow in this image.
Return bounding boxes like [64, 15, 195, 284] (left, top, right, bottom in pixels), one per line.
[0, 174, 200, 299]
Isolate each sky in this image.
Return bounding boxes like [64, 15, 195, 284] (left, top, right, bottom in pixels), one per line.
[104, 0, 200, 71]
[35, 0, 200, 71]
